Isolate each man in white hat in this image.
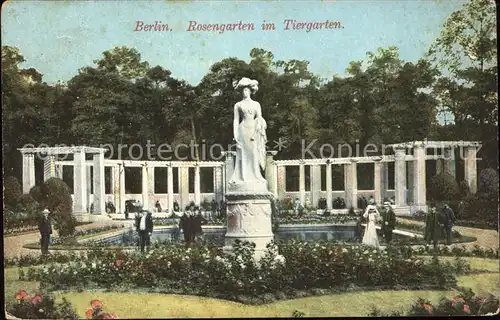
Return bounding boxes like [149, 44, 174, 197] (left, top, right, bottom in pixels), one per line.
[38, 209, 53, 254]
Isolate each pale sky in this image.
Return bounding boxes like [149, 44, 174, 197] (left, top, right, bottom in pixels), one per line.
[2, 0, 466, 88]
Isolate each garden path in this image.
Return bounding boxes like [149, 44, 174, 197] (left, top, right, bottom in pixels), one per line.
[397, 217, 499, 250]
[3, 220, 123, 259]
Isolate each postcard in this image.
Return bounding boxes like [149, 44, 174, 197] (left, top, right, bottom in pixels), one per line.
[2, 0, 498, 318]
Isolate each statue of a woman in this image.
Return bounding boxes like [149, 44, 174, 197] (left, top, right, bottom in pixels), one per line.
[229, 77, 268, 192]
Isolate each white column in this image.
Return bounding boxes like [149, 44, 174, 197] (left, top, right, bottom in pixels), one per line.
[299, 162, 305, 204]
[86, 165, 92, 212]
[43, 155, 56, 181]
[344, 161, 358, 209]
[148, 166, 155, 210]
[167, 164, 174, 213]
[112, 166, 120, 212]
[194, 164, 201, 205]
[326, 162, 332, 210]
[413, 144, 427, 211]
[118, 164, 126, 213]
[223, 151, 236, 195]
[374, 160, 382, 205]
[382, 162, 389, 201]
[265, 151, 278, 197]
[141, 165, 148, 208]
[394, 148, 407, 207]
[277, 166, 286, 200]
[93, 152, 105, 214]
[73, 150, 87, 214]
[310, 165, 321, 209]
[22, 153, 36, 194]
[444, 148, 456, 178]
[464, 146, 477, 193]
[213, 166, 223, 204]
[179, 167, 189, 209]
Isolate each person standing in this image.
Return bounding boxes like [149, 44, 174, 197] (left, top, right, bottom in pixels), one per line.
[362, 199, 380, 248]
[179, 210, 192, 246]
[442, 203, 456, 245]
[193, 208, 205, 243]
[381, 202, 396, 244]
[38, 209, 52, 255]
[137, 209, 153, 252]
[424, 206, 441, 248]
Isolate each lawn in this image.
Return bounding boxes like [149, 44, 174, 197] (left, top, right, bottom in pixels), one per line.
[4, 256, 499, 318]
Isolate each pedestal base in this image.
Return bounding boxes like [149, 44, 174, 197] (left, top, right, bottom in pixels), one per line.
[224, 191, 274, 260]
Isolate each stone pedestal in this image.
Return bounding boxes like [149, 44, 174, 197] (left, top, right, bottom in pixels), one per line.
[223, 192, 274, 260]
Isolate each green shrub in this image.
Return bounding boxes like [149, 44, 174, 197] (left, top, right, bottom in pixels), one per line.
[458, 180, 471, 198]
[4, 176, 22, 209]
[25, 241, 458, 300]
[460, 192, 497, 224]
[17, 193, 39, 214]
[32, 178, 76, 237]
[478, 168, 499, 195]
[428, 173, 460, 201]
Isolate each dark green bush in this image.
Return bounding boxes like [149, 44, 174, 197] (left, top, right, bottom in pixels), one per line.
[478, 168, 499, 195]
[31, 178, 76, 237]
[4, 176, 22, 209]
[428, 173, 460, 201]
[17, 193, 39, 214]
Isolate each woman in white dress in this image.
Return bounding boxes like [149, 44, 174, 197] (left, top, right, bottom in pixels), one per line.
[362, 199, 380, 248]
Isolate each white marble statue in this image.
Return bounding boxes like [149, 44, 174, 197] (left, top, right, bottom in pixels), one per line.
[229, 77, 268, 192]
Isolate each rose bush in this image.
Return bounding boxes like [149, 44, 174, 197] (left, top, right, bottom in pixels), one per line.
[24, 240, 461, 303]
[368, 287, 499, 316]
[8, 289, 79, 319]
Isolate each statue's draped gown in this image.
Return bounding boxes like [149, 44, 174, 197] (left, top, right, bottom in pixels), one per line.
[230, 99, 266, 184]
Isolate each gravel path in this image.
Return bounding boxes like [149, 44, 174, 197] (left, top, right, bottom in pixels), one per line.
[397, 217, 499, 250]
[3, 220, 123, 259]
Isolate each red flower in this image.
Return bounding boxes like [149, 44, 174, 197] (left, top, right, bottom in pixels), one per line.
[451, 297, 465, 307]
[101, 313, 118, 319]
[91, 299, 103, 310]
[15, 290, 29, 301]
[463, 304, 470, 313]
[85, 308, 94, 319]
[31, 295, 42, 304]
[423, 303, 433, 313]
[114, 260, 123, 267]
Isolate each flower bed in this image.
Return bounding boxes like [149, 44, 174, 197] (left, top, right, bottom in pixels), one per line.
[276, 214, 358, 225]
[7, 289, 118, 319]
[22, 241, 461, 304]
[4, 221, 92, 237]
[7, 289, 79, 319]
[21, 225, 126, 249]
[395, 244, 499, 260]
[368, 287, 499, 316]
[402, 215, 497, 230]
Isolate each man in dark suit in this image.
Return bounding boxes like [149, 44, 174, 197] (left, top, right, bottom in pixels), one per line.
[381, 202, 396, 244]
[193, 207, 206, 243]
[441, 203, 456, 245]
[424, 206, 442, 248]
[38, 209, 52, 254]
[179, 209, 192, 246]
[136, 209, 154, 252]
